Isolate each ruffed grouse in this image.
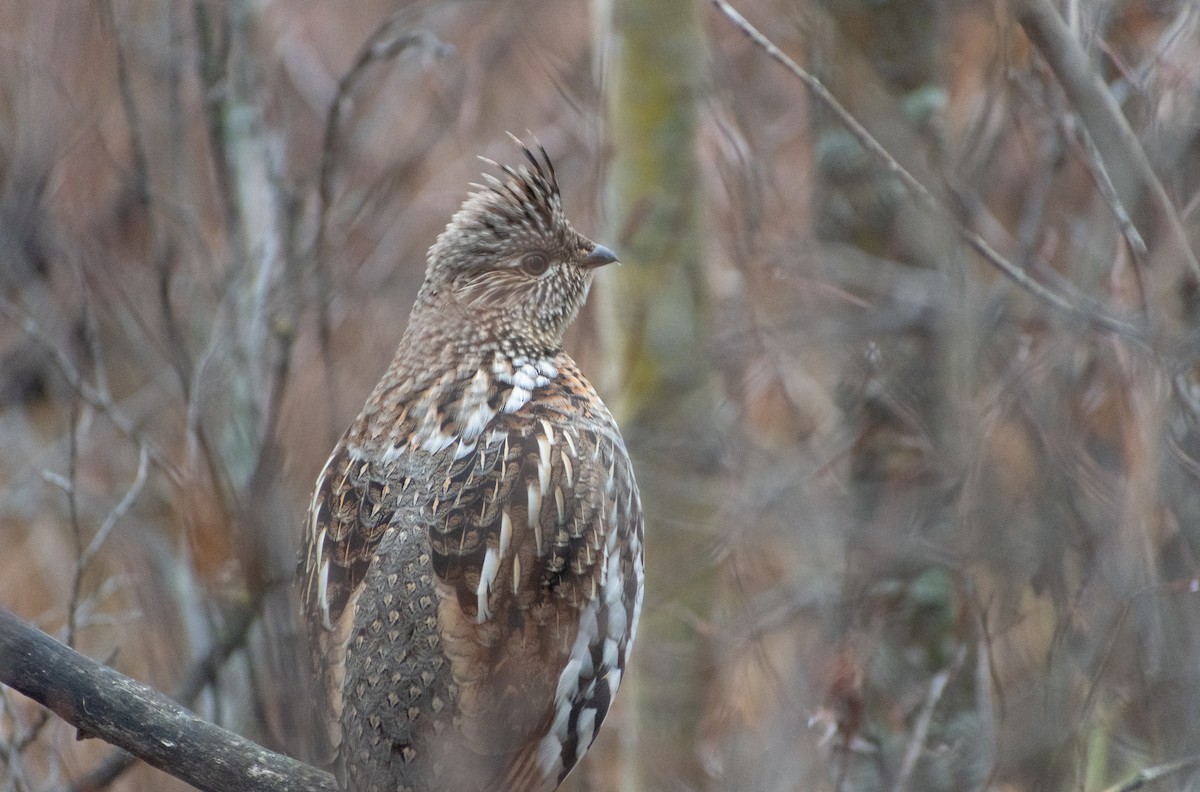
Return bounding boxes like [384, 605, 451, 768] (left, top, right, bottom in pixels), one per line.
[301, 142, 644, 792]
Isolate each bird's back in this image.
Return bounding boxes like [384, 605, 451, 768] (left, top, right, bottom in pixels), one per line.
[303, 348, 643, 792]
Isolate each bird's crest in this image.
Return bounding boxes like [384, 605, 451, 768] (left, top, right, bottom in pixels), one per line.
[467, 136, 565, 238]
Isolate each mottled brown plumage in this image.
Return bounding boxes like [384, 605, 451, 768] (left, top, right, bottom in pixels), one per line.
[301, 141, 644, 792]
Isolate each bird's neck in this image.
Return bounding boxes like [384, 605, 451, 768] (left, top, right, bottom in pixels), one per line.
[394, 301, 562, 386]
[352, 308, 568, 457]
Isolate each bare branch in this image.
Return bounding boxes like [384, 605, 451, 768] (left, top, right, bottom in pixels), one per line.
[63, 593, 272, 792]
[1106, 755, 1200, 792]
[80, 444, 151, 569]
[0, 297, 182, 485]
[0, 685, 44, 792]
[65, 397, 84, 648]
[891, 644, 968, 792]
[313, 19, 450, 439]
[317, 23, 449, 225]
[0, 606, 335, 792]
[1015, 0, 1200, 282]
[710, 0, 1145, 339]
[100, 0, 152, 209]
[1078, 128, 1149, 267]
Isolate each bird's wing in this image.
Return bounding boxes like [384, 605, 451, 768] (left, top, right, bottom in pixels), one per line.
[303, 442, 388, 630]
[300, 362, 644, 788]
[426, 367, 644, 785]
[300, 434, 405, 748]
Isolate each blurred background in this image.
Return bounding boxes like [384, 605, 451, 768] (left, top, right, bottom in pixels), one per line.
[3, 1, 1200, 790]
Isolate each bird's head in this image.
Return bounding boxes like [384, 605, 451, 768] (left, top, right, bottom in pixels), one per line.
[418, 141, 617, 357]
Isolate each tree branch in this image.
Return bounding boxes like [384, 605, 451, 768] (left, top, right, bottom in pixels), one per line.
[0, 606, 335, 792]
[710, 0, 1147, 341]
[66, 590, 267, 792]
[1015, 0, 1200, 282]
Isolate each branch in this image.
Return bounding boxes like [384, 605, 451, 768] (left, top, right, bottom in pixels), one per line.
[1107, 754, 1200, 792]
[710, 0, 1146, 340]
[313, 20, 451, 443]
[65, 591, 268, 792]
[891, 644, 968, 792]
[0, 606, 335, 792]
[1015, 0, 1200, 282]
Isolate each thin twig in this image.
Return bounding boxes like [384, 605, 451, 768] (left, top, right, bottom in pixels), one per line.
[0, 686, 42, 792]
[1078, 128, 1148, 265]
[100, 0, 151, 209]
[65, 397, 83, 649]
[97, 1, 195, 394]
[710, 0, 1145, 340]
[1073, 574, 1200, 774]
[713, 2, 937, 208]
[8, 707, 50, 755]
[1104, 754, 1200, 792]
[317, 25, 448, 231]
[891, 644, 968, 792]
[80, 445, 151, 569]
[79, 291, 111, 422]
[1015, 0, 1200, 282]
[0, 297, 181, 485]
[193, 0, 238, 244]
[313, 19, 449, 442]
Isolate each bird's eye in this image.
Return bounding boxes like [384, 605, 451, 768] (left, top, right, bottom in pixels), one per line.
[520, 252, 551, 277]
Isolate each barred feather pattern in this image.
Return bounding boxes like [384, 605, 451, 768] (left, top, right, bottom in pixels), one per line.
[300, 144, 643, 792]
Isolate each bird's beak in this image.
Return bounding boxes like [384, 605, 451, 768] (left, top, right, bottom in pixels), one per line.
[582, 243, 619, 269]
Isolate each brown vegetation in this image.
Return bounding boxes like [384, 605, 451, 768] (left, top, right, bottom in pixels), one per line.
[2, 1, 1200, 790]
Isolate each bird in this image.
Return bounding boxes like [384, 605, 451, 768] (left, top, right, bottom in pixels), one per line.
[300, 140, 644, 792]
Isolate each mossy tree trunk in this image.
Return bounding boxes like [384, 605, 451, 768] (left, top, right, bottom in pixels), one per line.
[587, 1, 716, 790]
